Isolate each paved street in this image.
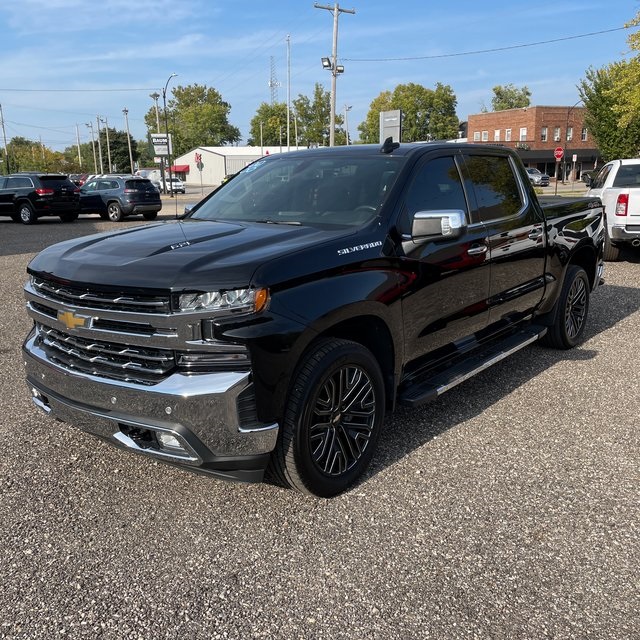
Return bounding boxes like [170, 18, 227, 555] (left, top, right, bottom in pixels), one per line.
[0, 213, 637, 639]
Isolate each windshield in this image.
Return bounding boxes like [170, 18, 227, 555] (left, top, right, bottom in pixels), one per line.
[189, 154, 404, 227]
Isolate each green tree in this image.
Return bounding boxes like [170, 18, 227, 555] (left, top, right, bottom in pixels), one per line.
[97, 128, 138, 173]
[248, 102, 288, 146]
[358, 83, 459, 143]
[6, 137, 67, 173]
[608, 12, 640, 128]
[578, 64, 640, 161]
[489, 84, 531, 111]
[145, 84, 241, 156]
[292, 83, 344, 147]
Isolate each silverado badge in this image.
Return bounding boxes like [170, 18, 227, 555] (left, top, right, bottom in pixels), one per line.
[58, 310, 91, 330]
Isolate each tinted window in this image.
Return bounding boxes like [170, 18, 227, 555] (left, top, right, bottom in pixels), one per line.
[7, 177, 33, 188]
[612, 164, 640, 188]
[464, 155, 524, 221]
[39, 176, 74, 188]
[125, 179, 153, 190]
[591, 164, 612, 190]
[404, 156, 468, 216]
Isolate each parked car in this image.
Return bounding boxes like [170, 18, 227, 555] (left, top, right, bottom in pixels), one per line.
[586, 158, 640, 260]
[69, 173, 89, 187]
[0, 172, 80, 224]
[526, 168, 550, 187]
[156, 177, 186, 194]
[79, 176, 162, 222]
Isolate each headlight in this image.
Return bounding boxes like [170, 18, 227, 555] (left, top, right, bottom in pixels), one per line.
[178, 288, 269, 313]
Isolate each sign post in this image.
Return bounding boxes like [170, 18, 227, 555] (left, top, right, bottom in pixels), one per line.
[554, 147, 564, 195]
[195, 152, 204, 195]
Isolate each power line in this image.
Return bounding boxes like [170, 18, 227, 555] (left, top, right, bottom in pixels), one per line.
[0, 87, 160, 93]
[343, 26, 630, 62]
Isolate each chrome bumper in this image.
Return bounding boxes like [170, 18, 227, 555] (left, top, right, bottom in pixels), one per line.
[23, 332, 278, 479]
[611, 225, 640, 242]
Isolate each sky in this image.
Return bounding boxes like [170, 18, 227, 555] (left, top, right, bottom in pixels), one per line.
[0, 0, 637, 153]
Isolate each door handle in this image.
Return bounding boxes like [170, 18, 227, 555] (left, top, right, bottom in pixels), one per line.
[528, 227, 544, 240]
[467, 244, 488, 256]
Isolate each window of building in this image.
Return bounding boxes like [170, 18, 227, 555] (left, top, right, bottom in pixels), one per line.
[581, 128, 588, 141]
[567, 126, 573, 142]
[473, 131, 481, 142]
[554, 127, 561, 142]
[540, 127, 548, 142]
[519, 128, 527, 142]
[505, 129, 512, 142]
[494, 130, 500, 142]
[481, 130, 489, 142]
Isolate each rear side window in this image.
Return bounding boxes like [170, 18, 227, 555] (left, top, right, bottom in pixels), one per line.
[463, 154, 524, 221]
[612, 164, 640, 187]
[7, 177, 34, 188]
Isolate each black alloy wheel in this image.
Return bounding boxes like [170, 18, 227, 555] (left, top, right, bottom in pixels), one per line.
[269, 338, 385, 497]
[543, 265, 590, 349]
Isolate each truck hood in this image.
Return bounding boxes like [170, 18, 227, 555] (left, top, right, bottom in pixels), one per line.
[28, 219, 355, 290]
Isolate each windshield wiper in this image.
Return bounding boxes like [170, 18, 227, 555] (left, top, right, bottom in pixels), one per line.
[254, 219, 301, 226]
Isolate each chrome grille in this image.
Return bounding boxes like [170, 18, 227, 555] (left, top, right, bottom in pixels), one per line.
[31, 276, 170, 314]
[36, 323, 175, 385]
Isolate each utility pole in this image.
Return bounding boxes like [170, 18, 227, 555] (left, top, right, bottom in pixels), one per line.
[286, 34, 291, 151]
[0, 103, 10, 173]
[100, 117, 112, 172]
[85, 122, 97, 173]
[315, 2, 355, 147]
[75, 124, 82, 168]
[96, 116, 104, 174]
[123, 108, 134, 174]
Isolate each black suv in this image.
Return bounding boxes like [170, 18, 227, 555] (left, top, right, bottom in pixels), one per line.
[79, 176, 162, 222]
[0, 173, 80, 224]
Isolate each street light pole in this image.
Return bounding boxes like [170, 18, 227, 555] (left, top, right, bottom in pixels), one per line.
[315, 3, 355, 147]
[96, 116, 104, 174]
[85, 122, 97, 173]
[162, 73, 178, 197]
[150, 91, 165, 189]
[344, 104, 352, 144]
[123, 108, 134, 174]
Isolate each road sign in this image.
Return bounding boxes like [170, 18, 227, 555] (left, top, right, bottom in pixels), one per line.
[554, 147, 564, 161]
[151, 133, 172, 156]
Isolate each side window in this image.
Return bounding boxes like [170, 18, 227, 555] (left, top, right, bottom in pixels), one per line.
[464, 154, 524, 222]
[591, 165, 612, 190]
[611, 165, 640, 188]
[83, 181, 98, 191]
[401, 156, 468, 231]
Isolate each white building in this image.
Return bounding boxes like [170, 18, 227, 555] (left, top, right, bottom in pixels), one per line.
[167, 146, 306, 187]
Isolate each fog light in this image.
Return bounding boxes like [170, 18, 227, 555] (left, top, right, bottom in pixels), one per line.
[156, 431, 186, 452]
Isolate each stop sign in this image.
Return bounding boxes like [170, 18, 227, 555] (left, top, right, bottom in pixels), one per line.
[554, 147, 564, 160]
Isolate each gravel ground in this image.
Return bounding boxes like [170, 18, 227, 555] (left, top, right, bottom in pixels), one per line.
[0, 213, 638, 640]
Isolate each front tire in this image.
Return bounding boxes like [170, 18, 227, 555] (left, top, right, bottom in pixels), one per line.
[542, 265, 590, 349]
[107, 202, 123, 222]
[18, 202, 37, 225]
[269, 338, 385, 497]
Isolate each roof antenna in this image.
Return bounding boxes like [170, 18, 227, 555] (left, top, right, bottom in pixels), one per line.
[380, 137, 400, 154]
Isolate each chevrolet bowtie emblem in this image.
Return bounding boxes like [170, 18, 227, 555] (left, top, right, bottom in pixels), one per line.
[58, 310, 91, 330]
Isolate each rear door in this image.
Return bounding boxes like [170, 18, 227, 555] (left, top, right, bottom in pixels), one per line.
[0, 177, 11, 216]
[398, 151, 491, 361]
[462, 151, 546, 326]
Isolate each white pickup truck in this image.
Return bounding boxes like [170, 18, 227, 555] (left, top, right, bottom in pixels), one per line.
[586, 159, 640, 260]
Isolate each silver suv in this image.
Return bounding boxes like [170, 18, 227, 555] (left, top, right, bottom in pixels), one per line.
[526, 168, 550, 187]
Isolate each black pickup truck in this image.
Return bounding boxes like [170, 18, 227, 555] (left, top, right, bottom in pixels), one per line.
[23, 142, 604, 497]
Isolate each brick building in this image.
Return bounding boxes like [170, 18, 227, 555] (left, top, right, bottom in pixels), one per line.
[467, 106, 600, 180]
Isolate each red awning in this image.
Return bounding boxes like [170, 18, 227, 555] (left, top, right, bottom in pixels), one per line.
[170, 165, 190, 173]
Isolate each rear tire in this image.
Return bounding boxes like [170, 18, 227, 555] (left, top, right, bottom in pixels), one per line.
[18, 202, 37, 225]
[542, 265, 590, 349]
[107, 202, 123, 222]
[603, 227, 621, 261]
[269, 338, 385, 497]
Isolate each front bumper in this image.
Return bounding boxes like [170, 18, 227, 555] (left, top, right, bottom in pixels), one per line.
[23, 332, 278, 482]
